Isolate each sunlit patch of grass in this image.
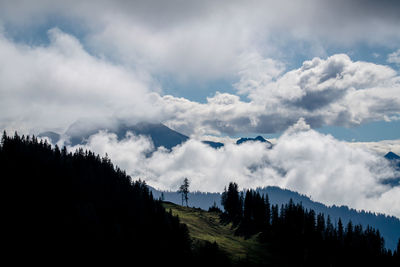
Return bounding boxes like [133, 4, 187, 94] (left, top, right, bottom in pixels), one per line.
[163, 202, 271, 264]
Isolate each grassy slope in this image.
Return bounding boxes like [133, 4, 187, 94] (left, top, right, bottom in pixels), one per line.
[163, 202, 271, 264]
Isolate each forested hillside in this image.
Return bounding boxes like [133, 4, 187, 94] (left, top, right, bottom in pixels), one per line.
[0, 132, 195, 264]
[219, 182, 400, 266]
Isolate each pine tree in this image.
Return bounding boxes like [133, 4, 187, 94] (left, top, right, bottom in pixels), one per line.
[265, 193, 271, 227]
[271, 204, 279, 227]
[317, 213, 325, 236]
[337, 218, 344, 246]
[1, 130, 7, 146]
[397, 238, 400, 255]
[221, 182, 242, 223]
[178, 177, 190, 206]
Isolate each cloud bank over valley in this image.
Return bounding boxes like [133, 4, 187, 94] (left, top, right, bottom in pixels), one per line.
[60, 119, 400, 218]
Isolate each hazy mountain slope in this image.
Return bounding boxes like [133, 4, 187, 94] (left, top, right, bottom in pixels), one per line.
[45, 122, 276, 151]
[38, 131, 61, 143]
[64, 122, 190, 148]
[118, 122, 189, 149]
[153, 189, 222, 208]
[384, 152, 400, 186]
[57, 122, 228, 149]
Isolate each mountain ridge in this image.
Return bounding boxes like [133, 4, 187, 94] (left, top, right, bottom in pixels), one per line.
[385, 151, 400, 160]
[40, 122, 273, 149]
[236, 136, 272, 147]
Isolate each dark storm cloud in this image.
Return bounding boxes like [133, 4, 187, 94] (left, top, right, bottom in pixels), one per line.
[328, 0, 400, 22]
[253, 115, 299, 134]
[292, 89, 347, 111]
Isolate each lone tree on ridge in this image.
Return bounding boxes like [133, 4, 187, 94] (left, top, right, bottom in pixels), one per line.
[178, 178, 190, 207]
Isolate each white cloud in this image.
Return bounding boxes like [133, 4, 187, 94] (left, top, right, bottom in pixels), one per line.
[69, 130, 154, 173]
[349, 139, 400, 156]
[160, 54, 400, 136]
[0, 28, 161, 134]
[1, 0, 400, 85]
[234, 53, 285, 95]
[65, 1, 400, 85]
[250, 54, 397, 104]
[387, 49, 400, 65]
[67, 120, 400, 218]
[1, 27, 399, 139]
[285, 117, 311, 134]
[247, 54, 400, 128]
[0, 1, 399, 137]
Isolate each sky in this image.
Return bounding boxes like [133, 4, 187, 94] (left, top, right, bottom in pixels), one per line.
[1, 0, 400, 217]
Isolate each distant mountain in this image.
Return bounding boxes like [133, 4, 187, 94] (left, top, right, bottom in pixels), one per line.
[150, 185, 400, 250]
[65, 122, 189, 149]
[203, 136, 274, 149]
[202, 140, 224, 148]
[236, 136, 272, 147]
[50, 122, 280, 151]
[118, 123, 189, 150]
[38, 131, 60, 143]
[64, 122, 229, 150]
[383, 151, 400, 186]
[385, 152, 400, 160]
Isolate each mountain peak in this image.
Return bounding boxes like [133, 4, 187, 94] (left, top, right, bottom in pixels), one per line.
[384, 151, 400, 160]
[38, 131, 60, 143]
[236, 136, 271, 146]
[116, 122, 189, 150]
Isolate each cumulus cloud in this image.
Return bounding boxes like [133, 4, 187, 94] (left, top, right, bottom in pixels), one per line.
[161, 54, 400, 136]
[1, 25, 399, 140]
[2, 30, 399, 140]
[0, 28, 162, 134]
[387, 49, 400, 65]
[68, 120, 400, 218]
[1, 1, 400, 137]
[69, 130, 154, 172]
[54, 0, 400, 85]
[349, 139, 400, 156]
[244, 54, 400, 129]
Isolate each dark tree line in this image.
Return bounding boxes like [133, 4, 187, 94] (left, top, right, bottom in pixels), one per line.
[221, 182, 400, 266]
[0, 132, 226, 266]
